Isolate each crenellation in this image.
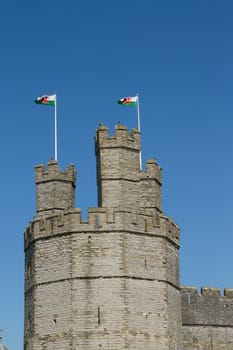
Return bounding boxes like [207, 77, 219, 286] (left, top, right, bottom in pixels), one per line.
[35, 160, 76, 184]
[181, 286, 233, 327]
[181, 286, 233, 299]
[24, 208, 179, 252]
[95, 124, 141, 151]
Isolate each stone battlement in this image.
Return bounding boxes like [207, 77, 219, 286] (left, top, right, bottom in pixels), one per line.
[35, 160, 76, 185]
[24, 207, 179, 250]
[182, 286, 233, 298]
[181, 286, 233, 326]
[95, 124, 141, 151]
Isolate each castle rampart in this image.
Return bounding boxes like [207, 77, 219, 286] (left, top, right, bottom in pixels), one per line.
[181, 287, 233, 349]
[24, 208, 180, 251]
[181, 286, 233, 327]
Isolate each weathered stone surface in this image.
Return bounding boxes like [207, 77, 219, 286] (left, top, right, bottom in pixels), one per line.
[24, 124, 233, 349]
[181, 287, 233, 349]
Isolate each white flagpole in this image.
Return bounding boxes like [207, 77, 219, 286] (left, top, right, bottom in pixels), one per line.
[136, 93, 142, 170]
[54, 94, 58, 161]
[136, 93, 141, 132]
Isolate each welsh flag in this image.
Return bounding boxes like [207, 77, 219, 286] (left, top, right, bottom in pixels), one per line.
[35, 94, 56, 106]
[117, 96, 138, 107]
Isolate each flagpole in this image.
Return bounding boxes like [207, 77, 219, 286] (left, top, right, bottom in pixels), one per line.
[54, 94, 57, 161]
[137, 93, 141, 132]
[136, 93, 142, 170]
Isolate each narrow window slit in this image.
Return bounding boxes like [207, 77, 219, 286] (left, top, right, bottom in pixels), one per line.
[96, 215, 99, 230]
[98, 307, 101, 325]
[187, 292, 191, 304]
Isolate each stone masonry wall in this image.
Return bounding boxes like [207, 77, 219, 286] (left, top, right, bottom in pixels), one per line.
[95, 124, 162, 212]
[139, 159, 162, 211]
[182, 287, 233, 326]
[24, 205, 180, 350]
[95, 124, 141, 209]
[35, 160, 76, 214]
[181, 287, 233, 349]
[182, 326, 233, 350]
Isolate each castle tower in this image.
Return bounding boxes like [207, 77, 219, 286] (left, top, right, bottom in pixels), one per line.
[24, 124, 181, 349]
[35, 160, 76, 214]
[95, 124, 162, 212]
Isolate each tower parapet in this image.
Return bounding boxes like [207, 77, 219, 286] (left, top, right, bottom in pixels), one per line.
[95, 124, 141, 150]
[24, 207, 180, 251]
[35, 160, 76, 214]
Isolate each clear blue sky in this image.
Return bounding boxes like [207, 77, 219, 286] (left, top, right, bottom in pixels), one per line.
[0, 1, 232, 349]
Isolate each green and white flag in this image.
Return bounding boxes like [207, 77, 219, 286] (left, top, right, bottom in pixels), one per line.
[117, 96, 138, 107]
[35, 94, 56, 106]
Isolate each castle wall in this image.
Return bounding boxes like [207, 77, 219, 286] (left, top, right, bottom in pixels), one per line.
[24, 203, 180, 349]
[181, 287, 233, 349]
[168, 285, 183, 349]
[182, 326, 233, 350]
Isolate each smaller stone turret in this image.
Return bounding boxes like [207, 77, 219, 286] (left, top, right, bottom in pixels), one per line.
[35, 160, 76, 215]
[139, 158, 162, 212]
